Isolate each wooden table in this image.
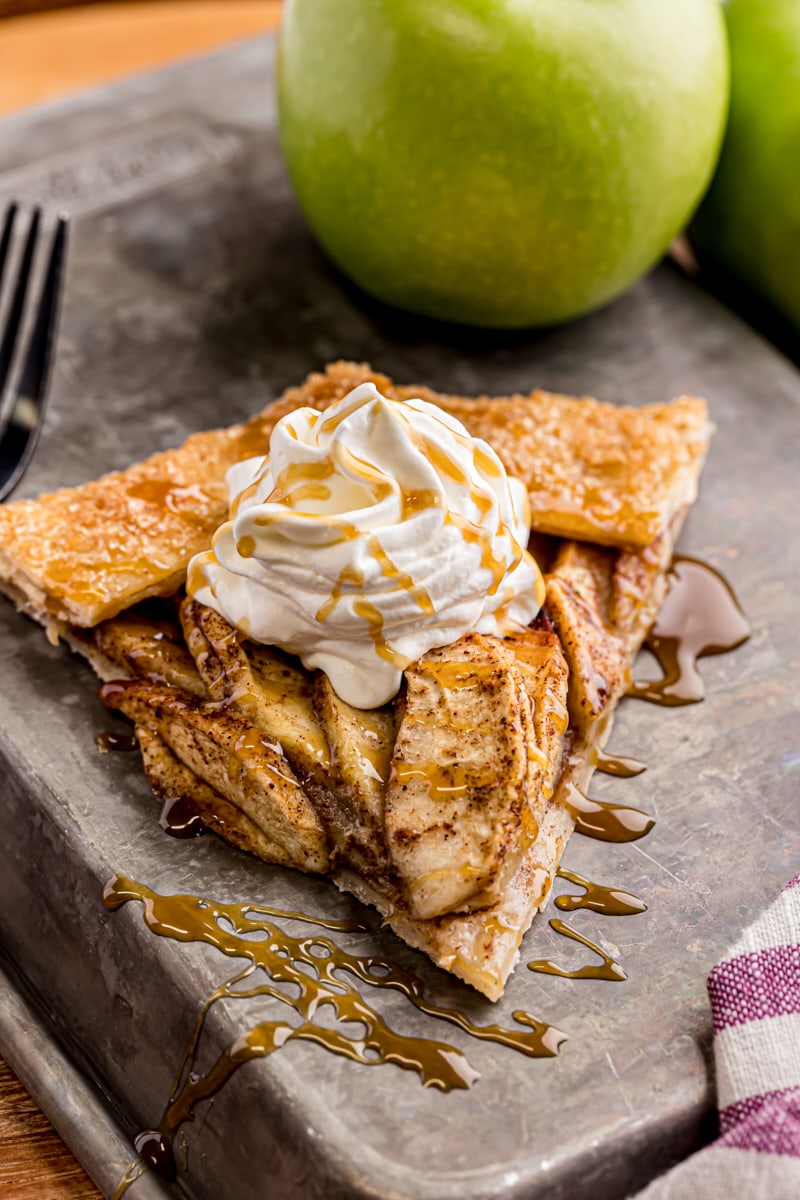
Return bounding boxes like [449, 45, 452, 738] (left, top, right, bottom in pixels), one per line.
[0, 7, 281, 1193]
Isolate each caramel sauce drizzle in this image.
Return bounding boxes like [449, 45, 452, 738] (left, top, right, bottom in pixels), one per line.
[158, 796, 205, 840]
[95, 731, 138, 754]
[288, 481, 332, 505]
[366, 534, 435, 616]
[98, 548, 751, 1200]
[419, 660, 498, 690]
[316, 564, 364, 622]
[560, 780, 654, 843]
[594, 750, 646, 778]
[232, 728, 300, 787]
[263, 459, 335, 506]
[126, 480, 212, 517]
[185, 549, 217, 602]
[352, 599, 408, 668]
[629, 557, 750, 706]
[554, 869, 647, 917]
[110, 1158, 147, 1200]
[104, 875, 565, 1185]
[402, 487, 442, 518]
[528, 919, 627, 982]
[393, 760, 496, 801]
[445, 510, 518, 597]
[230, 478, 261, 520]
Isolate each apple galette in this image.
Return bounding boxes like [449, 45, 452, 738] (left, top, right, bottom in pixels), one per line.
[0, 361, 711, 1000]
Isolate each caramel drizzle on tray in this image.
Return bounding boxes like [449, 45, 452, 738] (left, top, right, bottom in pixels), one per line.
[104, 875, 565, 1187]
[629, 556, 750, 706]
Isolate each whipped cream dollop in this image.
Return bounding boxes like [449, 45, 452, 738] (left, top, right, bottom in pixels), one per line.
[188, 382, 544, 708]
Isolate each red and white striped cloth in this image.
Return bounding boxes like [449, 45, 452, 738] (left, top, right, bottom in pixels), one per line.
[635, 873, 800, 1198]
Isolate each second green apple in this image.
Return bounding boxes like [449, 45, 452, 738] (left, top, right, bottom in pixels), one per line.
[277, 0, 728, 328]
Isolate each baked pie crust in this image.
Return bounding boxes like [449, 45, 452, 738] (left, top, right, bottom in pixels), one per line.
[0, 363, 711, 1000]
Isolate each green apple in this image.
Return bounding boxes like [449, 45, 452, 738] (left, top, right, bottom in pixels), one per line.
[277, 0, 728, 328]
[691, 0, 800, 329]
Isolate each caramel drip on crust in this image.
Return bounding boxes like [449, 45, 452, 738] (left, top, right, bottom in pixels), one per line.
[126, 480, 212, 517]
[233, 728, 300, 787]
[629, 557, 750, 706]
[104, 876, 566, 1188]
[554, 869, 647, 917]
[528, 920, 627, 982]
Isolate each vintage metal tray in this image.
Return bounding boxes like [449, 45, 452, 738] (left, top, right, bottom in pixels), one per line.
[0, 36, 798, 1200]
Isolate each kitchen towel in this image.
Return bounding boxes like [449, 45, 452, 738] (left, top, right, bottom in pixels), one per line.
[634, 872, 800, 1197]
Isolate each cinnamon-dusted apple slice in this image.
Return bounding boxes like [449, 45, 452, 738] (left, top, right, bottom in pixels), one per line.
[181, 598, 396, 877]
[502, 624, 570, 820]
[136, 726, 295, 865]
[612, 527, 676, 652]
[91, 604, 205, 694]
[180, 598, 331, 781]
[101, 681, 330, 874]
[386, 633, 549, 921]
[544, 541, 631, 733]
[312, 673, 396, 881]
[337, 797, 576, 1004]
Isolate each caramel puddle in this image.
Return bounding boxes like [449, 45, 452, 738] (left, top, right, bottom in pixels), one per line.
[104, 875, 565, 1184]
[555, 868, 647, 917]
[158, 795, 206, 839]
[528, 919, 627, 982]
[560, 781, 655, 843]
[95, 731, 138, 753]
[629, 557, 750, 706]
[595, 750, 646, 779]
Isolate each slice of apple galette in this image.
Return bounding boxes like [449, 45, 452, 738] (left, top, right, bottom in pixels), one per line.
[0, 362, 711, 1000]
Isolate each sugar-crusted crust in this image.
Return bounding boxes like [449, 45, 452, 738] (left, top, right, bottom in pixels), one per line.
[0, 361, 710, 629]
[0, 417, 277, 627]
[280, 362, 712, 548]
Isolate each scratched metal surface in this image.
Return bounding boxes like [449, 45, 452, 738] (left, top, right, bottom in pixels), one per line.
[0, 37, 798, 1200]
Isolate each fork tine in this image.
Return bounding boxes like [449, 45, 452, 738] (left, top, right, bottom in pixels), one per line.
[16, 215, 68, 405]
[0, 206, 41, 396]
[0, 213, 68, 503]
[0, 203, 19, 294]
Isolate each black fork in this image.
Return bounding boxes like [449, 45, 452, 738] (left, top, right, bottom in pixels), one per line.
[0, 203, 68, 502]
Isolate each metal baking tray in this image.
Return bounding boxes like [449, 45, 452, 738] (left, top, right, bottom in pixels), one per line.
[0, 36, 798, 1200]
